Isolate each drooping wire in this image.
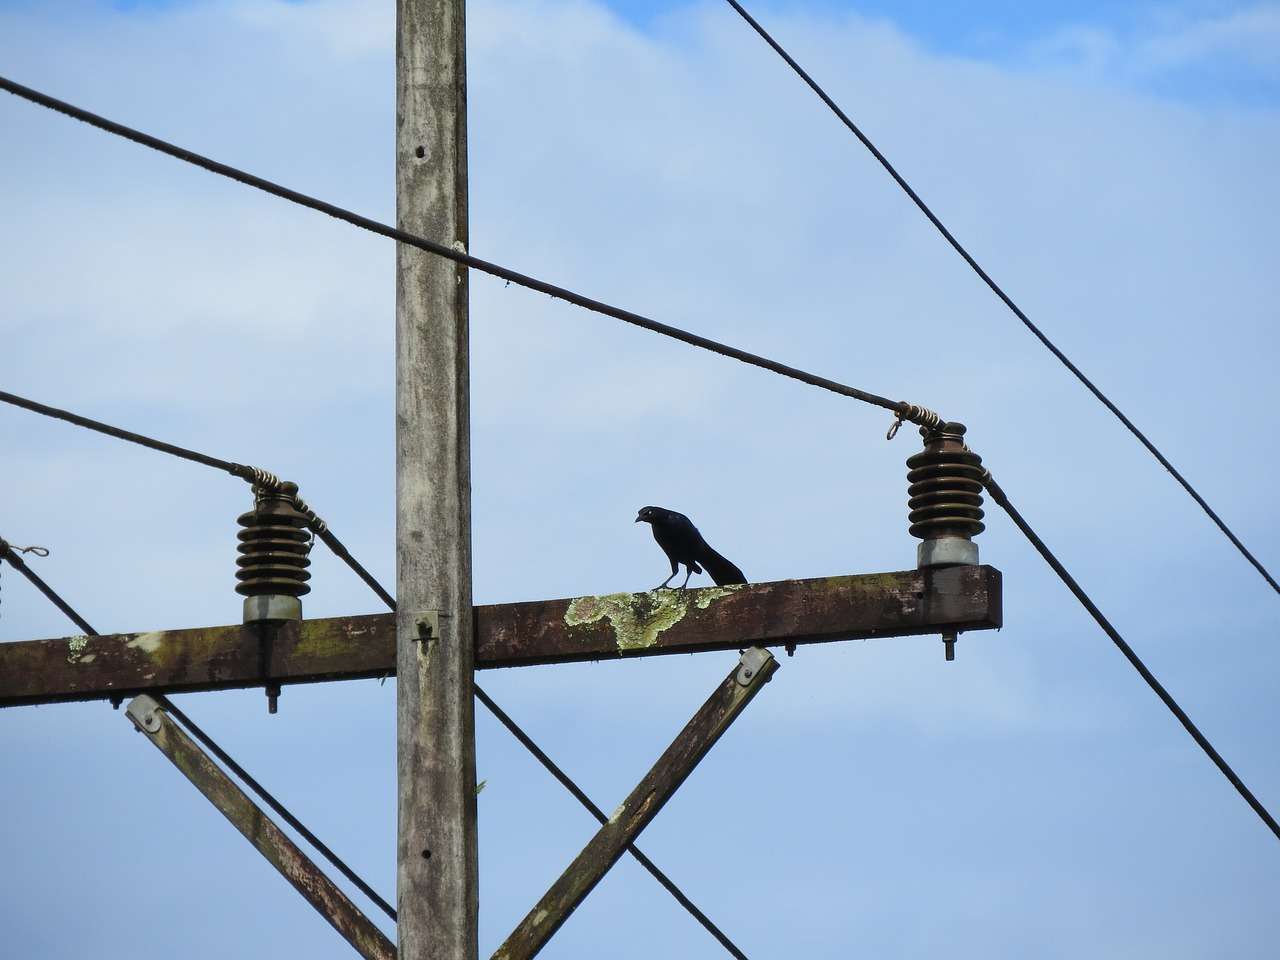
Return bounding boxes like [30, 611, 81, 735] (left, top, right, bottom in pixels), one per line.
[160, 696, 399, 920]
[0, 389, 389, 607]
[0, 538, 399, 920]
[0, 388, 246, 476]
[1, 538, 94, 635]
[357, 584, 757, 958]
[2, 450, 747, 957]
[5, 69, 1270, 594]
[3, 62, 1269, 858]
[474, 686, 751, 960]
[716, 0, 1277, 597]
[981, 474, 1280, 842]
[0, 76, 942, 435]
[0, 541, 48, 622]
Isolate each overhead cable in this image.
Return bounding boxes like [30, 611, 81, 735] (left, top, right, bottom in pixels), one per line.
[717, 0, 1276, 595]
[354, 568, 757, 959]
[0, 388, 389, 608]
[0, 76, 941, 435]
[0, 464, 751, 954]
[0, 538, 398, 921]
[4, 70, 1272, 850]
[981, 474, 1280, 842]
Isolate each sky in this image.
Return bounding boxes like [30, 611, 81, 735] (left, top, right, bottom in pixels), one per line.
[1, 0, 1278, 957]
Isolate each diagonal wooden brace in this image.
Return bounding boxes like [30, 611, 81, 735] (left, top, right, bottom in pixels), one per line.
[491, 647, 780, 960]
[124, 696, 397, 960]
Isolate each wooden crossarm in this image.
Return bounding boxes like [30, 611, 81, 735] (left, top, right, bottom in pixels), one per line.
[0, 565, 1000, 708]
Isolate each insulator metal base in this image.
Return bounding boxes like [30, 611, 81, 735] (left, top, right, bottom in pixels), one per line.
[917, 538, 979, 568]
[243, 595, 302, 623]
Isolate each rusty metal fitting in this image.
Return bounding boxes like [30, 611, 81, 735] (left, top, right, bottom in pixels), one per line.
[907, 421, 985, 569]
[236, 481, 312, 623]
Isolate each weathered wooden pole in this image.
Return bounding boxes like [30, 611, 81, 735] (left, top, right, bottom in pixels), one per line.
[397, 0, 477, 955]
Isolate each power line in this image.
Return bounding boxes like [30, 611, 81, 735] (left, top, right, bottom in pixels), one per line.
[0, 537, 398, 921]
[0, 420, 751, 955]
[160, 695, 399, 920]
[474, 686, 751, 960]
[355, 570, 757, 958]
[717, 0, 1278, 597]
[0, 75, 940, 435]
[0, 388, 245, 476]
[981, 474, 1280, 842]
[0, 388, 390, 609]
[0, 538, 96, 636]
[3, 65, 1272, 852]
[6, 356, 1276, 843]
[5, 69, 1272, 598]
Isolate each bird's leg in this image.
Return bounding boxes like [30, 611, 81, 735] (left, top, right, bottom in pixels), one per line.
[652, 560, 678, 591]
[678, 565, 694, 591]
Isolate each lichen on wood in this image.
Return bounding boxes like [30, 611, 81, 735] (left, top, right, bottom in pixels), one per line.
[564, 585, 745, 652]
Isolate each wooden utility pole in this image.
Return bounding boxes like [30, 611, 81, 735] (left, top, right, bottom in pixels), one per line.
[396, 0, 477, 956]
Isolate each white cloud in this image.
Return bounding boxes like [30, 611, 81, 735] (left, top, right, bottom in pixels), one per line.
[231, 0, 393, 59]
[1142, 4, 1280, 73]
[1, 1, 1277, 956]
[1036, 2, 1280, 82]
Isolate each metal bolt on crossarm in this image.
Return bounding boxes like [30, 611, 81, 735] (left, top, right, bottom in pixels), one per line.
[907, 421, 987, 660]
[236, 481, 313, 713]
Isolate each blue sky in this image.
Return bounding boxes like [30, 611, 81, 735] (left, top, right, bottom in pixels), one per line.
[2, 1, 1278, 958]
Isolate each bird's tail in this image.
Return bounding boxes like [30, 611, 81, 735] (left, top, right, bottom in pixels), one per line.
[701, 548, 746, 586]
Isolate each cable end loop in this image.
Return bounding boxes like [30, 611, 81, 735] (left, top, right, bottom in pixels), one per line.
[0, 540, 50, 559]
[888, 402, 943, 440]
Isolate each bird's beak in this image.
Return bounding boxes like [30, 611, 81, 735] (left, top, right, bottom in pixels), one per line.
[634, 514, 644, 523]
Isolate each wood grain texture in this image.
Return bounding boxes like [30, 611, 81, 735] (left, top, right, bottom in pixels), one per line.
[125, 696, 396, 960]
[396, 0, 477, 955]
[0, 567, 1002, 707]
[492, 650, 780, 960]
[477, 564, 1001, 665]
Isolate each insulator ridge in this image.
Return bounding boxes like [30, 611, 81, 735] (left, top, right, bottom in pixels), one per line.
[236, 482, 312, 600]
[907, 450, 986, 540]
[906, 422, 985, 573]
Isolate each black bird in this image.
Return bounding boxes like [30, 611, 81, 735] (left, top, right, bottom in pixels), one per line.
[635, 506, 746, 590]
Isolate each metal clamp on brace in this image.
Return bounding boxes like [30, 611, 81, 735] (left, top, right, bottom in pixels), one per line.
[126, 694, 165, 735]
[735, 647, 774, 686]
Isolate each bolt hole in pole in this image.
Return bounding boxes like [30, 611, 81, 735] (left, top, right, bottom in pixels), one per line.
[421, 849, 431, 860]
[907, 422, 985, 662]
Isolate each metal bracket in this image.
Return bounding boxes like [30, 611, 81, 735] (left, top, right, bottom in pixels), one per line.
[414, 611, 441, 642]
[125, 694, 164, 735]
[735, 646, 773, 686]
